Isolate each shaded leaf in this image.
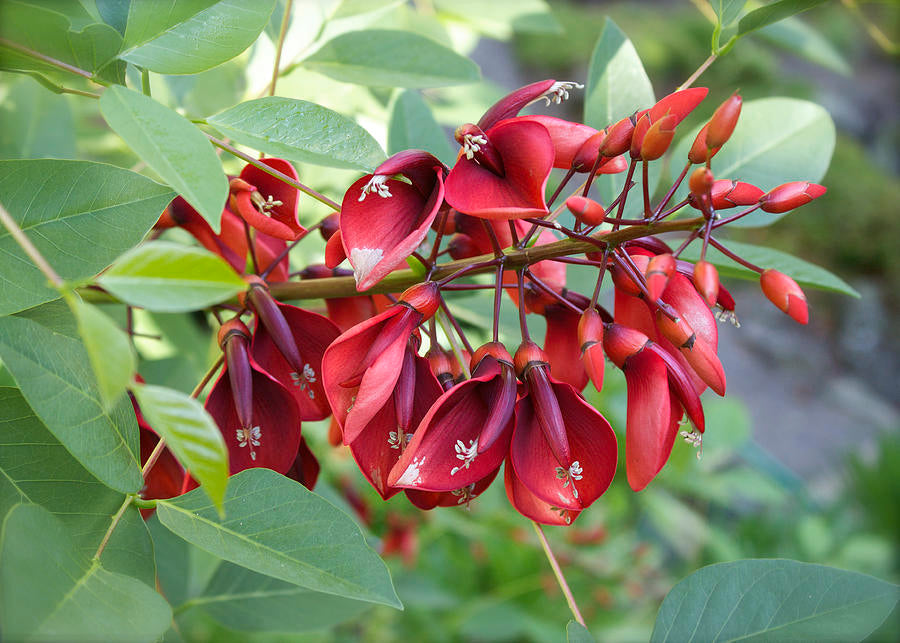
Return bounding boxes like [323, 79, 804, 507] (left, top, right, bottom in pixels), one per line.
[0, 300, 142, 493]
[120, 0, 277, 75]
[132, 383, 228, 513]
[651, 559, 899, 642]
[156, 468, 401, 608]
[739, 0, 829, 36]
[432, 0, 562, 39]
[0, 504, 171, 642]
[301, 29, 480, 88]
[388, 90, 454, 166]
[100, 85, 227, 231]
[567, 620, 595, 642]
[98, 241, 247, 312]
[757, 17, 850, 75]
[207, 97, 385, 172]
[0, 77, 76, 159]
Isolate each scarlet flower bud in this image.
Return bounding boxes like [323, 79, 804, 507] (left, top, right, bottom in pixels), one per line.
[471, 341, 513, 371]
[760, 269, 808, 324]
[759, 182, 826, 213]
[693, 260, 719, 307]
[319, 213, 340, 240]
[427, 350, 456, 389]
[645, 253, 676, 302]
[398, 281, 440, 319]
[602, 323, 650, 369]
[708, 180, 764, 209]
[571, 130, 605, 172]
[216, 319, 254, 437]
[639, 113, 678, 161]
[598, 117, 635, 158]
[448, 233, 478, 260]
[513, 340, 548, 379]
[688, 123, 720, 164]
[689, 167, 715, 198]
[610, 254, 649, 297]
[705, 93, 742, 150]
[577, 309, 605, 392]
[629, 113, 652, 159]
[566, 195, 605, 227]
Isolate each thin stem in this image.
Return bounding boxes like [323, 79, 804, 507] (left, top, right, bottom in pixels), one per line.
[243, 220, 259, 274]
[94, 494, 135, 560]
[0, 200, 65, 288]
[516, 270, 530, 341]
[589, 248, 610, 309]
[141, 69, 151, 96]
[678, 53, 717, 91]
[268, 0, 294, 96]
[713, 203, 762, 228]
[532, 521, 586, 627]
[259, 220, 322, 281]
[206, 135, 341, 211]
[0, 38, 100, 84]
[653, 162, 691, 220]
[547, 167, 577, 208]
[438, 297, 474, 354]
[642, 160, 652, 218]
[492, 264, 504, 343]
[708, 237, 763, 273]
[428, 209, 449, 264]
[141, 438, 167, 478]
[193, 355, 225, 399]
[436, 308, 471, 379]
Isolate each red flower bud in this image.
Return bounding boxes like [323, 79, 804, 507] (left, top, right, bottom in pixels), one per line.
[689, 167, 714, 198]
[571, 130, 605, 172]
[709, 180, 764, 209]
[705, 93, 741, 150]
[566, 195, 605, 227]
[319, 213, 340, 240]
[513, 340, 548, 378]
[598, 117, 635, 157]
[629, 113, 652, 159]
[471, 341, 513, 371]
[398, 281, 440, 319]
[760, 269, 808, 324]
[577, 309, 605, 392]
[448, 233, 478, 260]
[759, 182, 826, 213]
[602, 323, 650, 369]
[610, 254, 649, 297]
[688, 123, 720, 164]
[645, 253, 676, 302]
[693, 260, 719, 307]
[639, 113, 678, 161]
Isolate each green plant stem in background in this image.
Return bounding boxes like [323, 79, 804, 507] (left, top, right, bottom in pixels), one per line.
[532, 522, 586, 627]
[268, 0, 294, 97]
[141, 68, 151, 96]
[0, 200, 65, 289]
[678, 53, 717, 90]
[93, 493, 136, 560]
[0, 37, 104, 84]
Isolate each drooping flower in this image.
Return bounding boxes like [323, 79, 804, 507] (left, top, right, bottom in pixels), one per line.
[229, 158, 305, 241]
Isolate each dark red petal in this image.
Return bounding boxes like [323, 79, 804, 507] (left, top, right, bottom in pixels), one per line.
[543, 303, 589, 391]
[239, 158, 304, 238]
[504, 461, 581, 526]
[405, 468, 499, 510]
[231, 190, 296, 240]
[513, 115, 600, 169]
[285, 437, 320, 490]
[477, 79, 557, 130]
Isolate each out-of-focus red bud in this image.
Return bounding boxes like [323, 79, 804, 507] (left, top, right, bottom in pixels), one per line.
[598, 117, 635, 157]
[709, 180, 765, 209]
[602, 323, 650, 369]
[760, 269, 808, 324]
[448, 233, 478, 260]
[566, 195, 605, 227]
[759, 182, 826, 213]
[610, 254, 649, 296]
[629, 114, 652, 159]
[324, 229, 346, 268]
[572, 130, 605, 172]
[319, 213, 340, 240]
[399, 281, 440, 319]
[693, 260, 719, 307]
[639, 113, 678, 161]
[432, 206, 456, 234]
[645, 253, 675, 302]
[689, 167, 715, 199]
[688, 123, 721, 164]
[706, 93, 742, 150]
[578, 309, 605, 392]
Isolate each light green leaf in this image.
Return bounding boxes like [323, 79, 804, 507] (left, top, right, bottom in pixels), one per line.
[0, 77, 76, 159]
[651, 559, 899, 642]
[156, 468, 402, 608]
[388, 90, 454, 166]
[96, 0, 131, 35]
[756, 17, 851, 75]
[739, 0, 829, 37]
[100, 85, 227, 231]
[0, 159, 174, 316]
[0, 504, 171, 642]
[712, 0, 746, 27]
[432, 0, 562, 39]
[679, 239, 858, 297]
[671, 97, 835, 226]
[301, 29, 480, 88]
[120, 0, 277, 75]
[0, 300, 142, 493]
[567, 620, 595, 642]
[132, 384, 228, 513]
[66, 294, 136, 408]
[207, 97, 385, 172]
[98, 241, 246, 312]
[0, 386, 154, 584]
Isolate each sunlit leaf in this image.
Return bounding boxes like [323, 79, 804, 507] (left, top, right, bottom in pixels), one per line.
[711, 0, 746, 27]
[567, 620, 595, 642]
[0, 77, 76, 159]
[388, 89, 454, 166]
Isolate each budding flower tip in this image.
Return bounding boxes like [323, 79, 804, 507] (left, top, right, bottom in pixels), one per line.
[399, 281, 441, 319]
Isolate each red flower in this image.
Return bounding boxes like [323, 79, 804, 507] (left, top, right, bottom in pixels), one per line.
[229, 158, 305, 241]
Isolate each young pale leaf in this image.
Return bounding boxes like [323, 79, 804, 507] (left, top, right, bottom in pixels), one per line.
[739, 0, 829, 37]
[120, 0, 277, 75]
[132, 384, 228, 513]
[671, 97, 834, 226]
[679, 240, 858, 297]
[0, 300, 142, 494]
[567, 621, 595, 642]
[388, 90, 455, 166]
[0, 159, 174, 317]
[651, 559, 899, 643]
[301, 29, 481, 88]
[0, 504, 171, 643]
[0, 387, 155, 585]
[100, 86, 227, 232]
[711, 0, 746, 27]
[0, 77, 76, 159]
[207, 97, 385, 172]
[66, 294, 136, 409]
[156, 468, 402, 608]
[98, 241, 247, 313]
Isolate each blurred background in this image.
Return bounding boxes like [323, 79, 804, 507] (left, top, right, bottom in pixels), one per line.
[1, 1, 896, 640]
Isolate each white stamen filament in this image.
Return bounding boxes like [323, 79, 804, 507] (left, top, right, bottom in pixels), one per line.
[462, 134, 488, 160]
[236, 426, 262, 461]
[359, 175, 392, 201]
[450, 438, 478, 476]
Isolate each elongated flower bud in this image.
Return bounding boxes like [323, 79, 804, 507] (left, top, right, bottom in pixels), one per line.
[688, 123, 720, 164]
[602, 323, 650, 369]
[689, 167, 714, 198]
[514, 342, 571, 467]
[578, 309, 605, 392]
[705, 93, 741, 150]
[629, 113, 652, 159]
[640, 113, 678, 161]
[218, 319, 254, 432]
[399, 281, 440, 319]
[759, 182, 826, 213]
[393, 346, 417, 435]
[760, 269, 808, 324]
[245, 277, 304, 378]
[566, 195, 605, 227]
[708, 180, 764, 209]
[645, 253, 676, 302]
[693, 260, 719, 307]
[598, 117, 635, 157]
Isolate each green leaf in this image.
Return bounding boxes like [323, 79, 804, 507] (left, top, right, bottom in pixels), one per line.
[156, 468, 402, 608]
[756, 17, 851, 75]
[712, 0, 746, 27]
[432, 0, 562, 39]
[100, 85, 227, 232]
[739, 0, 829, 37]
[0, 504, 171, 642]
[98, 241, 247, 312]
[0, 386, 154, 584]
[132, 383, 228, 514]
[301, 29, 481, 88]
[66, 294, 136, 408]
[120, 0, 277, 75]
[96, 0, 131, 35]
[0, 159, 174, 317]
[194, 562, 372, 632]
[0, 77, 76, 159]
[207, 97, 385, 172]
[671, 97, 835, 226]
[651, 559, 900, 642]
[388, 90, 455, 166]
[679, 239, 858, 297]
[0, 300, 142, 493]
[567, 620, 595, 642]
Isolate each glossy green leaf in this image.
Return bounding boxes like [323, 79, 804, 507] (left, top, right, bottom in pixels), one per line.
[0, 504, 171, 642]
[194, 562, 371, 632]
[739, 0, 829, 36]
[651, 559, 899, 642]
[567, 620, 595, 642]
[66, 294, 136, 408]
[0, 77, 76, 159]
[156, 468, 402, 608]
[100, 85, 227, 231]
[0, 300, 142, 493]
[207, 97, 385, 172]
[679, 239, 858, 297]
[0, 386, 154, 584]
[0, 159, 174, 316]
[671, 98, 835, 226]
[98, 241, 247, 312]
[712, 0, 746, 27]
[301, 29, 480, 88]
[388, 90, 455, 166]
[132, 383, 228, 513]
[120, 0, 277, 74]
[432, 0, 561, 39]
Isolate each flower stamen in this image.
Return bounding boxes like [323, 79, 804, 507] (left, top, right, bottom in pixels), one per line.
[359, 175, 392, 201]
